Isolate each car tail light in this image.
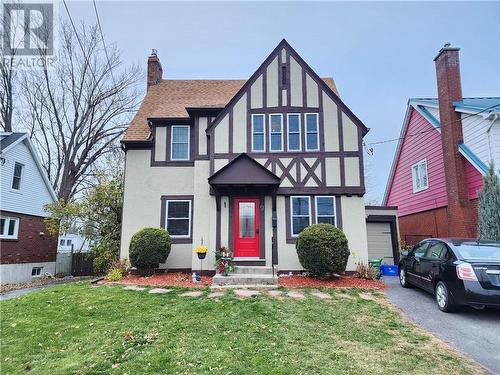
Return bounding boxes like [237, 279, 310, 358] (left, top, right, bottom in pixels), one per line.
[456, 262, 478, 281]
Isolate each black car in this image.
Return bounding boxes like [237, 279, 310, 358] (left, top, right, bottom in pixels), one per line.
[398, 238, 500, 312]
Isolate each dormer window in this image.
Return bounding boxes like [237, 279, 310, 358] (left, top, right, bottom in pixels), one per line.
[171, 126, 190, 160]
[412, 159, 429, 192]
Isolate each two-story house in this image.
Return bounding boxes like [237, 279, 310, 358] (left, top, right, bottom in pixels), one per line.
[384, 45, 500, 244]
[120, 40, 370, 276]
[0, 132, 58, 283]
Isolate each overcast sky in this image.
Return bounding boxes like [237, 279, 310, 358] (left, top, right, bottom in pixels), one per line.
[65, 1, 500, 202]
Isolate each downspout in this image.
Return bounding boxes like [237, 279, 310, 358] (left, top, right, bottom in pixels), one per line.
[486, 114, 498, 162]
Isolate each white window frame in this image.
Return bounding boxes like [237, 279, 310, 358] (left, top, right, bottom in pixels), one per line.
[11, 162, 24, 192]
[287, 113, 302, 152]
[170, 125, 190, 161]
[32, 267, 43, 277]
[411, 159, 429, 193]
[315, 196, 336, 227]
[0, 216, 20, 239]
[165, 200, 192, 238]
[269, 114, 284, 152]
[59, 239, 66, 246]
[251, 114, 266, 152]
[305, 113, 320, 151]
[290, 196, 312, 237]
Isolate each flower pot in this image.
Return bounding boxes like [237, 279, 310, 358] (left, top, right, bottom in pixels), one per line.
[197, 252, 206, 260]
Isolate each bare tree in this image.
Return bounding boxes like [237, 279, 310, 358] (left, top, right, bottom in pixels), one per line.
[21, 22, 140, 201]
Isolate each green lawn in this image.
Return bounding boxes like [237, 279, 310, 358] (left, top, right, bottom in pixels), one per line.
[0, 282, 482, 374]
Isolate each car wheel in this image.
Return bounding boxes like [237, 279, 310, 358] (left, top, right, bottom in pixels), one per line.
[435, 281, 456, 312]
[399, 268, 410, 288]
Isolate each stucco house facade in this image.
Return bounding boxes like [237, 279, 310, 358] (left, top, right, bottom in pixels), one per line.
[120, 40, 370, 274]
[0, 132, 58, 283]
[384, 46, 500, 244]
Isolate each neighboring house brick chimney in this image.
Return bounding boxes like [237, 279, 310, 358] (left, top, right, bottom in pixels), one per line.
[434, 44, 475, 237]
[147, 49, 163, 91]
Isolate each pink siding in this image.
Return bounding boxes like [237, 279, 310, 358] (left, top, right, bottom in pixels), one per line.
[386, 108, 448, 216]
[466, 159, 483, 199]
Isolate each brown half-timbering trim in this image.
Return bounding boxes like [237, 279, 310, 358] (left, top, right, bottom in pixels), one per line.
[357, 125, 365, 190]
[279, 187, 364, 195]
[318, 85, 325, 152]
[150, 123, 196, 167]
[213, 151, 360, 159]
[335, 196, 343, 230]
[248, 107, 322, 114]
[194, 116, 200, 159]
[215, 195, 221, 251]
[366, 214, 400, 263]
[337, 107, 346, 187]
[278, 49, 283, 107]
[247, 88, 252, 152]
[271, 193, 278, 265]
[160, 195, 194, 244]
[302, 61, 307, 107]
[285, 194, 344, 244]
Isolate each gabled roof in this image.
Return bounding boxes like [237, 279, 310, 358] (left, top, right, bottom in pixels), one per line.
[409, 97, 500, 116]
[123, 68, 339, 142]
[208, 153, 280, 186]
[206, 39, 368, 136]
[0, 132, 58, 203]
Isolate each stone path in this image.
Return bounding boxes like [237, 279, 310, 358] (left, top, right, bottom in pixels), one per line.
[120, 285, 363, 301]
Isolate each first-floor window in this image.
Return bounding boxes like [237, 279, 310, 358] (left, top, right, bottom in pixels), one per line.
[291, 196, 311, 236]
[0, 216, 19, 239]
[59, 239, 66, 246]
[32, 267, 43, 277]
[166, 200, 191, 237]
[315, 196, 336, 225]
[171, 125, 190, 160]
[412, 159, 429, 192]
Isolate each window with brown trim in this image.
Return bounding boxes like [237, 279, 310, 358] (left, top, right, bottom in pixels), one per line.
[165, 200, 191, 237]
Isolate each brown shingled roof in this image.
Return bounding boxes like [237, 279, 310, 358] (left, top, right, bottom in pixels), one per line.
[123, 78, 339, 142]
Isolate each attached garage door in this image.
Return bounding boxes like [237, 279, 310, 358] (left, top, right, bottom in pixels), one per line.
[366, 222, 394, 264]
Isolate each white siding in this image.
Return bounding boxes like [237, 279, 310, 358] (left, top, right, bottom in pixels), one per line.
[462, 114, 499, 169]
[0, 140, 55, 217]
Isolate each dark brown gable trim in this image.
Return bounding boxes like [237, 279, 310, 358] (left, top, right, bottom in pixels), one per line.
[160, 195, 194, 244]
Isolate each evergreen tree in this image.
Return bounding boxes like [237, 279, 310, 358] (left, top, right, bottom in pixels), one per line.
[478, 163, 500, 241]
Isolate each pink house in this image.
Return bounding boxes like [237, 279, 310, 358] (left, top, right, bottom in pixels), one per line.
[384, 45, 500, 244]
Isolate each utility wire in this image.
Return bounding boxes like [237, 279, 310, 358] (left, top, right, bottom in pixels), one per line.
[62, 0, 99, 84]
[92, 0, 115, 84]
[366, 103, 500, 148]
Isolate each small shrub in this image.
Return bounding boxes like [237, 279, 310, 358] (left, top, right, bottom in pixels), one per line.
[296, 223, 350, 276]
[129, 228, 171, 276]
[107, 268, 124, 281]
[355, 262, 379, 280]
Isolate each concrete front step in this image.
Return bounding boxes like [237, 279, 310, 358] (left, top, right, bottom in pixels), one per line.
[212, 273, 278, 286]
[234, 266, 273, 275]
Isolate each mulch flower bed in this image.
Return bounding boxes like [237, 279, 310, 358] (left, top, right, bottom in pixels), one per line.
[113, 273, 212, 288]
[278, 274, 386, 289]
[105, 272, 385, 290]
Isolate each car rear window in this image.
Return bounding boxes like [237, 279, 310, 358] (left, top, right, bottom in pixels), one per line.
[454, 242, 500, 260]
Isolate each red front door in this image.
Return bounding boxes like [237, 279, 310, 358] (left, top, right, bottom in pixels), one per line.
[233, 198, 260, 258]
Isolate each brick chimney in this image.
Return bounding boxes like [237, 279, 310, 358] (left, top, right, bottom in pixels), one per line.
[147, 49, 163, 91]
[434, 44, 475, 237]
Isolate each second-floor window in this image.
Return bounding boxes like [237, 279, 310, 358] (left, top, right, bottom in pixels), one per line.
[171, 126, 190, 160]
[12, 162, 23, 190]
[412, 159, 429, 192]
[287, 114, 301, 151]
[252, 114, 265, 152]
[269, 114, 283, 152]
[305, 113, 319, 151]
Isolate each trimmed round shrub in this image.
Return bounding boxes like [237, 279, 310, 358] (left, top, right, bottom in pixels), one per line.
[129, 228, 171, 276]
[296, 223, 350, 276]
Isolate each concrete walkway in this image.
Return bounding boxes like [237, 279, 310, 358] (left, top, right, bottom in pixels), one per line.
[384, 275, 500, 375]
[1, 278, 89, 301]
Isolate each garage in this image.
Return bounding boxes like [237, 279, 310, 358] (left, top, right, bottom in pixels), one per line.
[365, 206, 400, 265]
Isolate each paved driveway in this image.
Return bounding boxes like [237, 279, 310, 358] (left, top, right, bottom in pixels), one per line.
[384, 275, 500, 375]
